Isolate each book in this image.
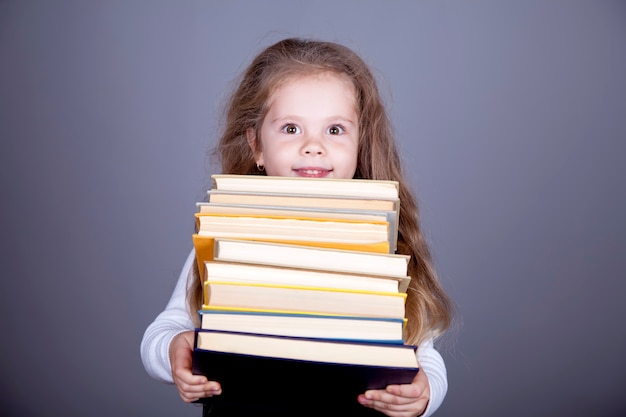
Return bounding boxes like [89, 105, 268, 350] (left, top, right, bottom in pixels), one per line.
[202, 238, 411, 283]
[207, 189, 398, 211]
[194, 329, 418, 368]
[211, 174, 400, 200]
[197, 201, 392, 223]
[190, 175, 414, 416]
[202, 281, 406, 319]
[191, 330, 419, 415]
[199, 309, 405, 343]
[192, 233, 390, 277]
[197, 201, 398, 251]
[195, 212, 390, 251]
[204, 260, 409, 293]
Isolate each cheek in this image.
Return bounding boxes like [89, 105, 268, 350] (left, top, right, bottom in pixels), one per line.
[260, 144, 292, 175]
[347, 142, 359, 165]
[348, 146, 360, 176]
[335, 147, 359, 178]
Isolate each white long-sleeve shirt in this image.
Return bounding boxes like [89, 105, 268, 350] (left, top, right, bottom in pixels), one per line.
[140, 250, 448, 416]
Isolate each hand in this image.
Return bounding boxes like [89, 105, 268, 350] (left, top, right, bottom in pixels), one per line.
[357, 370, 429, 417]
[169, 331, 222, 402]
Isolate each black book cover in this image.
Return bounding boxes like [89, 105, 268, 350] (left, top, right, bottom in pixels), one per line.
[192, 347, 418, 416]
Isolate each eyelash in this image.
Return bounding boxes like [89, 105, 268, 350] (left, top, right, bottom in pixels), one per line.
[281, 124, 301, 134]
[280, 124, 346, 135]
[327, 125, 345, 135]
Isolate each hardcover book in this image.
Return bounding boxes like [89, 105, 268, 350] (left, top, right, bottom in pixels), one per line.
[202, 280, 407, 319]
[192, 330, 418, 416]
[195, 211, 390, 251]
[207, 189, 398, 211]
[190, 175, 416, 416]
[211, 174, 400, 199]
[204, 260, 409, 293]
[193, 237, 410, 286]
[199, 309, 405, 343]
[196, 201, 398, 251]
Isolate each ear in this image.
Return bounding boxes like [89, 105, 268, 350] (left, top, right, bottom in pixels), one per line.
[246, 128, 264, 166]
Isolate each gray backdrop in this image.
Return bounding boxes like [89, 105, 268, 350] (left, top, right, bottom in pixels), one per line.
[1, 1, 625, 416]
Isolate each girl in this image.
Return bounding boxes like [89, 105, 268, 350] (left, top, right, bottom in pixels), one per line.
[141, 38, 454, 417]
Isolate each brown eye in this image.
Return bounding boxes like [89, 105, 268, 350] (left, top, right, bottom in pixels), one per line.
[282, 124, 300, 134]
[327, 125, 345, 135]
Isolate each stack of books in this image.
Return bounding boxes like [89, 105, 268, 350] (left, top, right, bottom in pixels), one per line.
[190, 175, 418, 415]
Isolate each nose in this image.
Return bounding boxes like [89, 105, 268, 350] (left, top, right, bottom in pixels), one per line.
[301, 132, 325, 156]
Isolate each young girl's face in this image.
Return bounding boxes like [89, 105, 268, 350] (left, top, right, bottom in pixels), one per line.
[249, 72, 359, 179]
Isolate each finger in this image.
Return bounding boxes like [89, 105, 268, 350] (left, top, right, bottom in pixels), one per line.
[372, 396, 428, 417]
[364, 389, 415, 406]
[177, 379, 221, 394]
[369, 399, 425, 417]
[387, 369, 428, 397]
[173, 369, 208, 386]
[384, 383, 424, 398]
[178, 382, 222, 403]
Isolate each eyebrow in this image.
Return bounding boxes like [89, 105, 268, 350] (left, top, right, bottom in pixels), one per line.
[269, 115, 357, 126]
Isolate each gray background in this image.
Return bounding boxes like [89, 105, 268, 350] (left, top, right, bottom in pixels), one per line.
[1, 1, 625, 416]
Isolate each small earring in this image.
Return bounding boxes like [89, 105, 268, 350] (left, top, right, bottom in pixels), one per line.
[256, 162, 265, 172]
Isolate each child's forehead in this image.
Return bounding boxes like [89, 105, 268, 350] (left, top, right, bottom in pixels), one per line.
[273, 71, 353, 91]
[267, 71, 356, 104]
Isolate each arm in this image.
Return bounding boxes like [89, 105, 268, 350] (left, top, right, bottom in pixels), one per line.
[358, 338, 447, 417]
[140, 250, 196, 382]
[416, 338, 448, 417]
[140, 250, 222, 401]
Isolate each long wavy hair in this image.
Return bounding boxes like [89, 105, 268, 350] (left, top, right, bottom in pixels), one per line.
[188, 38, 454, 345]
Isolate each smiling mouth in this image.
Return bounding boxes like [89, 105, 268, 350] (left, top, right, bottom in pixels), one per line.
[294, 168, 331, 178]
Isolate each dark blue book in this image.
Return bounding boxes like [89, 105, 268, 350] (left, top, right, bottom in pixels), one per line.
[192, 329, 419, 416]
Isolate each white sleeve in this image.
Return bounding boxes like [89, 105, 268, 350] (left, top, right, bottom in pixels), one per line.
[417, 338, 448, 417]
[140, 250, 196, 383]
